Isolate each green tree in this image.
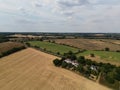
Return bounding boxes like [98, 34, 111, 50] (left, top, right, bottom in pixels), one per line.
[67, 63, 73, 68]
[70, 54, 77, 61]
[115, 67, 120, 81]
[25, 42, 30, 47]
[76, 64, 84, 73]
[57, 52, 60, 55]
[90, 53, 95, 57]
[79, 56, 85, 60]
[77, 56, 86, 65]
[61, 61, 68, 68]
[68, 51, 73, 55]
[105, 47, 110, 51]
[86, 59, 92, 65]
[53, 59, 62, 66]
[105, 71, 115, 84]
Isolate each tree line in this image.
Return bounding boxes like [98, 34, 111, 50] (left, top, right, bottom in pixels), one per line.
[53, 51, 120, 89]
[0, 46, 26, 58]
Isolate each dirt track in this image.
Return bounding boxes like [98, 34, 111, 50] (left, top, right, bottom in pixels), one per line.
[0, 48, 110, 90]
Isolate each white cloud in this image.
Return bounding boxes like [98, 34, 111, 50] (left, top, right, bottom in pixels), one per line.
[0, 0, 120, 32]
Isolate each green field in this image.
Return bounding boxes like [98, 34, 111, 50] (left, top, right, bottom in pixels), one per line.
[28, 41, 120, 63]
[28, 41, 78, 55]
[77, 50, 120, 62]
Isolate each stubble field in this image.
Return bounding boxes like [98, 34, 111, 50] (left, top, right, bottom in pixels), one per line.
[0, 48, 110, 90]
[0, 42, 24, 55]
[54, 39, 120, 51]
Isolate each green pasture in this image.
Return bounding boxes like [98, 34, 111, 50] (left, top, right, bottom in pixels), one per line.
[77, 50, 120, 62]
[28, 41, 78, 55]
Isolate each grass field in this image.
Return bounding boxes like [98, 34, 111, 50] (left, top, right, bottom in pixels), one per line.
[28, 41, 78, 55]
[0, 48, 110, 90]
[54, 39, 120, 51]
[77, 50, 120, 66]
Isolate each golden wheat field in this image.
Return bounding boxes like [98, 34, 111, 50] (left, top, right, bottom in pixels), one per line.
[0, 48, 110, 90]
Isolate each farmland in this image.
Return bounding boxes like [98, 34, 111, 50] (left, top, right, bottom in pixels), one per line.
[77, 50, 120, 66]
[28, 40, 120, 66]
[28, 41, 78, 55]
[0, 42, 25, 55]
[0, 48, 110, 90]
[54, 39, 120, 51]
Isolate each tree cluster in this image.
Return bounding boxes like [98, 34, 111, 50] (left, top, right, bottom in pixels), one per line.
[53, 51, 120, 86]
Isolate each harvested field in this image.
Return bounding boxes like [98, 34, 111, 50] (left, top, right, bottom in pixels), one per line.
[10, 34, 42, 38]
[54, 39, 120, 51]
[0, 48, 110, 90]
[0, 42, 24, 54]
[100, 39, 120, 45]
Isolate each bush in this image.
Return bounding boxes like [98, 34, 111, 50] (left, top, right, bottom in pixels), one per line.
[34, 46, 39, 48]
[76, 64, 84, 73]
[105, 74, 115, 84]
[61, 57, 66, 61]
[68, 51, 73, 55]
[57, 52, 60, 55]
[116, 50, 120, 52]
[52, 40, 55, 43]
[70, 54, 77, 61]
[61, 61, 68, 68]
[53, 59, 62, 66]
[43, 48, 46, 51]
[106, 77, 115, 84]
[67, 63, 73, 68]
[25, 43, 30, 47]
[105, 47, 110, 51]
[79, 56, 85, 60]
[115, 67, 120, 81]
[0, 54, 2, 58]
[90, 53, 95, 57]
[77, 56, 86, 65]
[86, 59, 92, 65]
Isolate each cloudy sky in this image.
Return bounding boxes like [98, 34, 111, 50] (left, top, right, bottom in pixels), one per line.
[0, 0, 120, 32]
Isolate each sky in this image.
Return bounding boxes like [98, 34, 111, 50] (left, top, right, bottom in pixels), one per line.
[0, 0, 120, 33]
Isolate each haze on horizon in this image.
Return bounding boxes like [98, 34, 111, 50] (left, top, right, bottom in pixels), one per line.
[0, 0, 120, 33]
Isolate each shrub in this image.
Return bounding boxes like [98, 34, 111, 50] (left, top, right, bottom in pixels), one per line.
[34, 46, 39, 48]
[105, 47, 110, 51]
[61, 61, 68, 68]
[105, 72, 115, 84]
[76, 64, 84, 73]
[25, 42, 30, 47]
[79, 56, 85, 60]
[116, 50, 120, 52]
[67, 63, 73, 68]
[53, 59, 62, 66]
[90, 53, 95, 57]
[70, 54, 77, 61]
[43, 48, 46, 51]
[57, 52, 60, 55]
[77, 56, 86, 65]
[115, 67, 120, 81]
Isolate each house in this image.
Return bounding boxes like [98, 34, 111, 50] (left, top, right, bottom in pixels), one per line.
[64, 59, 79, 67]
[90, 65, 98, 71]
